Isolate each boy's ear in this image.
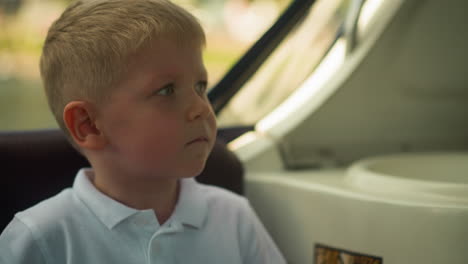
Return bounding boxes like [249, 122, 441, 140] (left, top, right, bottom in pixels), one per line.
[63, 101, 107, 150]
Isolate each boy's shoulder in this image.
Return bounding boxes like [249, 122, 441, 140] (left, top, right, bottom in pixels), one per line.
[14, 188, 87, 235]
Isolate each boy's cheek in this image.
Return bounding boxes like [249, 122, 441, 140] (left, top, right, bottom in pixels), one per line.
[209, 114, 217, 138]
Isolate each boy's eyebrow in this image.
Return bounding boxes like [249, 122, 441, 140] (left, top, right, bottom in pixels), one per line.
[196, 67, 209, 81]
[200, 68, 208, 79]
[140, 75, 170, 94]
[142, 68, 208, 90]
[139, 68, 179, 89]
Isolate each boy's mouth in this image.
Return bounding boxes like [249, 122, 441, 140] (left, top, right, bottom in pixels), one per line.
[186, 136, 209, 145]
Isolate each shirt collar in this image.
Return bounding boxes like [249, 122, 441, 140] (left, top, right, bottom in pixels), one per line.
[73, 168, 139, 229]
[73, 168, 208, 230]
[172, 177, 207, 229]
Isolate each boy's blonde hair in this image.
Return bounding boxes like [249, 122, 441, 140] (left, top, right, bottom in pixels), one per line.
[40, 0, 205, 141]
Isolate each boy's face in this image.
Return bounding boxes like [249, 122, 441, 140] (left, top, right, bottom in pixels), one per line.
[96, 37, 217, 180]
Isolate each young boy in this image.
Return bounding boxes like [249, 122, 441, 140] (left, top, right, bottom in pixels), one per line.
[0, 0, 286, 263]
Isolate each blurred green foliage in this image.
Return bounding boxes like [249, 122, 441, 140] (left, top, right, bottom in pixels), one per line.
[0, 78, 57, 130]
[0, 0, 288, 130]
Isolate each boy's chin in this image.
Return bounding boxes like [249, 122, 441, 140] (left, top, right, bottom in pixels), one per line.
[186, 162, 208, 179]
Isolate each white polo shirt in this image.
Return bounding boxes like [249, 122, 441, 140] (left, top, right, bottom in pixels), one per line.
[0, 169, 285, 264]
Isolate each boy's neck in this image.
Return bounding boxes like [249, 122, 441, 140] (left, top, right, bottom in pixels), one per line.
[89, 169, 180, 225]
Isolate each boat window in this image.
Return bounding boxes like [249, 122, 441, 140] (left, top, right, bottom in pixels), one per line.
[0, 0, 290, 131]
[218, 0, 351, 126]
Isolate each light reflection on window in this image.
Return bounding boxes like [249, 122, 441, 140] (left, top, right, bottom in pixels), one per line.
[357, 0, 385, 37]
[218, 0, 351, 126]
[257, 38, 347, 132]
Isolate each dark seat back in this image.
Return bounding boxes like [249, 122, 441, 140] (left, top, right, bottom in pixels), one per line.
[1, 129, 244, 231]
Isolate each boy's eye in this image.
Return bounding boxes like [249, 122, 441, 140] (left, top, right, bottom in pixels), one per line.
[156, 84, 175, 96]
[195, 81, 207, 95]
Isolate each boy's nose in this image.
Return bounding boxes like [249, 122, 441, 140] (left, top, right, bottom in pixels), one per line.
[186, 94, 212, 121]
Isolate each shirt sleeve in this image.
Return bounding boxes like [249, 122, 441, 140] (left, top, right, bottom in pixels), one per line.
[239, 199, 286, 264]
[0, 217, 47, 264]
